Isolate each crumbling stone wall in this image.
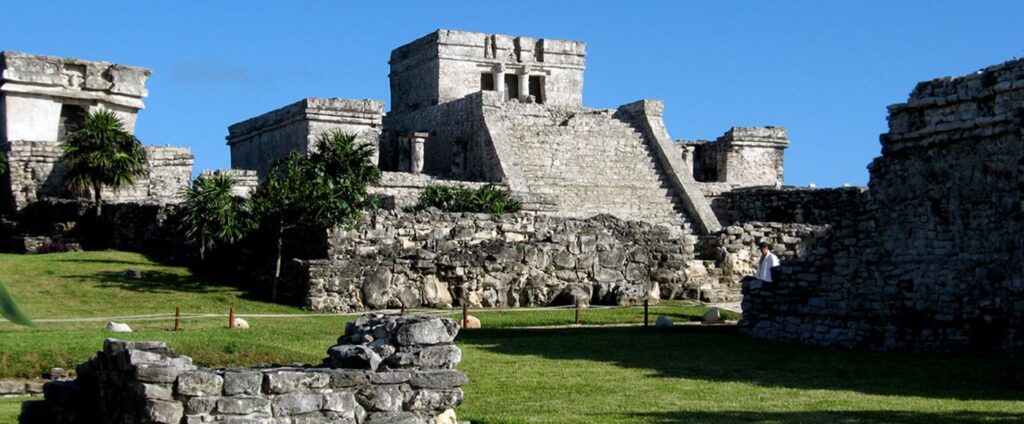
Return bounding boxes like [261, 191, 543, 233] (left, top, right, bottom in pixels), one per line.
[293, 211, 708, 312]
[21, 315, 467, 424]
[711, 186, 866, 226]
[689, 222, 829, 302]
[740, 57, 1024, 354]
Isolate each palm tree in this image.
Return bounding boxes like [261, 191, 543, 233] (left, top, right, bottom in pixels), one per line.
[61, 109, 148, 217]
[251, 130, 380, 300]
[0, 281, 33, 327]
[179, 174, 252, 260]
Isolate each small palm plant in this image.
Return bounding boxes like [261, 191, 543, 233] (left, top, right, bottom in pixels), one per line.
[61, 109, 148, 217]
[180, 174, 252, 261]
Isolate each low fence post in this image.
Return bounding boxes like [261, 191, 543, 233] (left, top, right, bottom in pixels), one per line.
[174, 307, 180, 332]
[462, 301, 468, 329]
[229, 306, 235, 329]
[575, 300, 580, 325]
[644, 299, 649, 327]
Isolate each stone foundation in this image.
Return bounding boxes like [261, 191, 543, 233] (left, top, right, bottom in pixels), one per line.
[20, 314, 467, 424]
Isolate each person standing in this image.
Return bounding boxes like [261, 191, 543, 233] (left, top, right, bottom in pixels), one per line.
[755, 241, 780, 282]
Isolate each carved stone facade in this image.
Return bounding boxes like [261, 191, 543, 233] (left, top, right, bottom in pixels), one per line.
[0, 51, 193, 210]
[389, 29, 585, 114]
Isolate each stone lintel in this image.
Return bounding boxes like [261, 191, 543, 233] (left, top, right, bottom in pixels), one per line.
[1, 51, 151, 109]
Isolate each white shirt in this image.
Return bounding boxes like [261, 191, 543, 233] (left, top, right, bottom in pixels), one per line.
[755, 252, 780, 282]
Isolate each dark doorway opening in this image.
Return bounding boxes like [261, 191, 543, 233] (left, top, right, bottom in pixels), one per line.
[528, 75, 544, 104]
[57, 104, 86, 142]
[480, 73, 495, 91]
[504, 74, 519, 101]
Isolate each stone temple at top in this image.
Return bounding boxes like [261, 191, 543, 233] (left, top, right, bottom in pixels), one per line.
[227, 29, 790, 235]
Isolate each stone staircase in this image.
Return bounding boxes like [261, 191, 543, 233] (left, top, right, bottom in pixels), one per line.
[501, 104, 692, 228]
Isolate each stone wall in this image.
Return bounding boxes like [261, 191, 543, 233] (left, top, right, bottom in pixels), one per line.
[691, 222, 830, 302]
[2, 143, 193, 210]
[389, 29, 585, 114]
[369, 172, 503, 211]
[21, 315, 468, 424]
[711, 186, 866, 226]
[293, 211, 707, 312]
[199, 169, 259, 198]
[740, 57, 1024, 354]
[381, 93, 501, 181]
[227, 98, 384, 179]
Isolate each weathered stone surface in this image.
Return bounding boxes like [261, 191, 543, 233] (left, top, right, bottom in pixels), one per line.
[272, 393, 323, 416]
[106, 321, 133, 333]
[146, 400, 184, 423]
[217, 396, 272, 415]
[655, 316, 674, 328]
[223, 370, 263, 396]
[395, 318, 458, 346]
[409, 371, 469, 390]
[327, 345, 383, 371]
[263, 370, 330, 394]
[177, 370, 224, 397]
[356, 385, 405, 412]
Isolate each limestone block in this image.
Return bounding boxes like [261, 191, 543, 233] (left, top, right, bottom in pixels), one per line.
[177, 370, 224, 397]
[223, 370, 263, 396]
[272, 393, 323, 416]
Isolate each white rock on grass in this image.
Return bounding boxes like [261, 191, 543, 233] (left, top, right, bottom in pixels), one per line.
[654, 315, 674, 328]
[232, 318, 250, 329]
[701, 307, 721, 324]
[106, 322, 133, 333]
[463, 315, 481, 329]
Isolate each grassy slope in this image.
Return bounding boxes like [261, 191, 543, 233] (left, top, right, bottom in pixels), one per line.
[1, 251, 1023, 423]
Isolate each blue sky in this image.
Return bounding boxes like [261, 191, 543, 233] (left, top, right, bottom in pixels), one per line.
[3, 1, 1022, 187]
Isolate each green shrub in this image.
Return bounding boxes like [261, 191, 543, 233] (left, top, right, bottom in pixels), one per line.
[406, 184, 521, 214]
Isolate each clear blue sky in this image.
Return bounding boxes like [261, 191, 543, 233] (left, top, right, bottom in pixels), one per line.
[3, 1, 1021, 187]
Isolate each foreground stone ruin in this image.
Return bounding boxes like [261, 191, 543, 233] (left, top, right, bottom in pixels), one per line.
[20, 314, 467, 423]
[741, 57, 1024, 354]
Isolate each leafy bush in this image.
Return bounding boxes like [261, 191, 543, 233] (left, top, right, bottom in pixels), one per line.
[406, 184, 521, 214]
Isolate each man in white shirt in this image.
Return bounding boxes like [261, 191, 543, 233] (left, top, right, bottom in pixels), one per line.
[754, 242, 781, 282]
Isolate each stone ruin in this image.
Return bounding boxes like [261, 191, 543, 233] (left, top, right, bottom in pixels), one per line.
[739, 57, 1024, 354]
[20, 314, 467, 424]
[0, 52, 194, 209]
[5, 30, 1021, 355]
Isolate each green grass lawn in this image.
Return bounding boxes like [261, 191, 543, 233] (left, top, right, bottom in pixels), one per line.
[1, 251, 1023, 423]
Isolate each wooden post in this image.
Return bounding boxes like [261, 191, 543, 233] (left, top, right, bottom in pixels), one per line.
[575, 300, 580, 325]
[400, 299, 407, 316]
[228, 306, 235, 329]
[462, 301, 468, 329]
[174, 307, 180, 332]
[644, 299, 649, 327]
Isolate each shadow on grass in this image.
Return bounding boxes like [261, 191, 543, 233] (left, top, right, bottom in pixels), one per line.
[54, 258, 157, 266]
[62, 270, 263, 301]
[624, 410, 1024, 424]
[458, 326, 1024, 402]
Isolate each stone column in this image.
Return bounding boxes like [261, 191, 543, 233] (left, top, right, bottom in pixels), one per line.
[517, 69, 530, 102]
[398, 135, 411, 172]
[409, 132, 428, 174]
[493, 64, 506, 100]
